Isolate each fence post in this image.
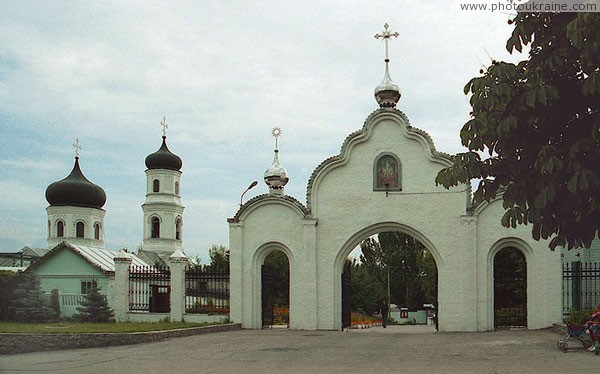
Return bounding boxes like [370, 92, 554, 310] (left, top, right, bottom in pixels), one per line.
[169, 249, 189, 322]
[113, 255, 132, 322]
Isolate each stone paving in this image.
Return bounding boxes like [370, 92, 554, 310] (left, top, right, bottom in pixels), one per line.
[1, 325, 598, 373]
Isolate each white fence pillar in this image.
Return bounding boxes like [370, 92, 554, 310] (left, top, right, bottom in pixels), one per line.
[113, 255, 132, 322]
[169, 249, 189, 322]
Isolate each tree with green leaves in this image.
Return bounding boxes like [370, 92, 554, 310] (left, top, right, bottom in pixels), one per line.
[73, 283, 115, 323]
[209, 244, 230, 273]
[263, 251, 289, 307]
[358, 232, 437, 310]
[8, 271, 56, 323]
[435, 12, 600, 250]
[0, 270, 17, 320]
[348, 259, 385, 315]
[49, 288, 61, 320]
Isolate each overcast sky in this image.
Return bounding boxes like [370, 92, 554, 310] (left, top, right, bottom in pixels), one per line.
[0, 1, 526, 262]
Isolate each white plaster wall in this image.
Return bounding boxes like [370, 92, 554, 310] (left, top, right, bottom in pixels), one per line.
[229, 109, 563, 332]
[142, 168, 184, 253]
[47, 205, 106, 248]
[231, 198, 315, 329]
[474, 199, 562, 330]
[310, 114, 473, 331]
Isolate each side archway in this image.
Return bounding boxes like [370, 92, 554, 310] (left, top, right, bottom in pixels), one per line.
[487, 238, 532, 329]
[252, 242, 294, 329]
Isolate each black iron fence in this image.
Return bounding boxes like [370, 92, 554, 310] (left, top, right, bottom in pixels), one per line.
[563, 261, 600, 316]
[185, 266, 229, 314]
[129, 265, 171, 312]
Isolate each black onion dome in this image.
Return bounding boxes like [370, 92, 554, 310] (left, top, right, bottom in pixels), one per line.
[145, 136, 182, 171]
[45, 157, 107, 209]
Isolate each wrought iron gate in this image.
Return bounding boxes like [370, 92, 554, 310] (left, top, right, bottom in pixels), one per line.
[341, 262, 352, 329]
[261, 265, 274, 327]
[494, 248, 527, 329]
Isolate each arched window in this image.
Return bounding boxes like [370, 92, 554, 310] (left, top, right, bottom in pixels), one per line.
[76, 222, 85, 238]
[151, 217, 160, 238]
[57, 221, 64, 237]
[175, 181, 180, 195]
[373, 152, 402, 192]
[94, 223, 101, 240]
[153, 179, 160, 192]
[176, 217, 182, 240]
[48, 220, 51, 237]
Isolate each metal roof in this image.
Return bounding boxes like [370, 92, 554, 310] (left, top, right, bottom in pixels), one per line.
[68, 244, 149, 272]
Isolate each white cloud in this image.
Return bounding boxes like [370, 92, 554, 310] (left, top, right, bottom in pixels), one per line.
[0, 1, 524, 257]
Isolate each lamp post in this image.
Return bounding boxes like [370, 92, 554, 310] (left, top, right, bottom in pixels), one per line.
[240, 181, 258, 207]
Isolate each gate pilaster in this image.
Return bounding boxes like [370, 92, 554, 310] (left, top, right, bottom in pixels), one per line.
[114, 255, 132, 322]
[169, 249, 189, 322]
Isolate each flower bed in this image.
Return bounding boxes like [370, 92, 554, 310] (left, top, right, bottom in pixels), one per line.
[350, 312, 382, 329]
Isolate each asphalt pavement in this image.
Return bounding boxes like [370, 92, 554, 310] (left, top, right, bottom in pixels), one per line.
[1, 325, 598, 373]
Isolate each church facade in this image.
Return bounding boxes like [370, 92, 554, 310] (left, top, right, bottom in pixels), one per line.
[228, 25, 562, 332]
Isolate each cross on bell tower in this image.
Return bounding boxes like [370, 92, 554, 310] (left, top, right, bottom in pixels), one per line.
[73, 138, 82, 158]
[161, 116, 168, 137]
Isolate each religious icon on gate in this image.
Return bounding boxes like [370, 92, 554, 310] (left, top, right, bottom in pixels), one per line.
[376, 155, 399, 189]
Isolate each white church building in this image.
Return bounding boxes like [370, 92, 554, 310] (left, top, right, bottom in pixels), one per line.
[228, 24, 563, 332]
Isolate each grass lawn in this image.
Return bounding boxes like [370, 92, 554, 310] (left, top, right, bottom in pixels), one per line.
[0, 321, 222, 334]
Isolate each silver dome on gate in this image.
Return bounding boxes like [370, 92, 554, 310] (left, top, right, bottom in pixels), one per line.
[264, 127, 289, 193]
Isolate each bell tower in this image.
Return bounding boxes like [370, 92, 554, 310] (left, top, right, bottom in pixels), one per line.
[141, 117, 185, 256]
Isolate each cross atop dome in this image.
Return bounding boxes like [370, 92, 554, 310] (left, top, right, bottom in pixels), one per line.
[374, 23, 402, 108]
[264, 127, 289, 195]
[272, 126, 282, 150]
[73, 138, 81, 158]
[161, 116, 168, 137]
[374, 23, 399, 63]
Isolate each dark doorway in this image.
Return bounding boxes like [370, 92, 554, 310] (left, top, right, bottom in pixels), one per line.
[494, 247, 527, 329]
[261, 250, 289, 328]
[341, 261, 352, 329]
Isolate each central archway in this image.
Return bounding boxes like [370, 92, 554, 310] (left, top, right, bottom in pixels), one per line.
[333, 222, 443, 330]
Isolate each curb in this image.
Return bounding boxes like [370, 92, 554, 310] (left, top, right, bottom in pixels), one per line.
[0, 323, 241, 355]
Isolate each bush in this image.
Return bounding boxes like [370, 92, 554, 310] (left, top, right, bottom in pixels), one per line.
[50, 289, 61, 320]
[73, 284, 115, 323]
[565, 309, 593, 325]
[9, 271, 56, 323]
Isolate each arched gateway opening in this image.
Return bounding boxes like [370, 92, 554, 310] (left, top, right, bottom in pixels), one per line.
[494, 247, 527, 329]
[261, 250, 290, 328]
[344, 231, 438, 330]
[335, 223, 441, 331]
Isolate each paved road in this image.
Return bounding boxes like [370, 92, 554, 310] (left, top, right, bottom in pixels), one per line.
[1, 325, 598, 373]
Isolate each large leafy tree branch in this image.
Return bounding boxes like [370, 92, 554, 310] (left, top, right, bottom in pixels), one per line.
[436, 12, 600, 250]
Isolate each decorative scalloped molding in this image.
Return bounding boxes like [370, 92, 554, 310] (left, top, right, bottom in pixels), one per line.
[228, 193, 309, 222]
[305, 108, 454, 214]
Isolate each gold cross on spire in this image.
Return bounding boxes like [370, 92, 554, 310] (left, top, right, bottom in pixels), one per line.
[73, 138, 81, 158]
[374, 23, 399, 62]
[161, 116, 168, 137]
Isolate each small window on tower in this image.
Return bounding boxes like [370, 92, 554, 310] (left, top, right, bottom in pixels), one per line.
[94, 223, 101, 240]
[76, 221, 85, 238]
[175, 181, 180, 195]
[176, 217, 182, 240]
[48, 220, 51, 237]
[151, 217, 160, 238]
[57, 221, 64, 237]
[153, 179, 160, 192]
